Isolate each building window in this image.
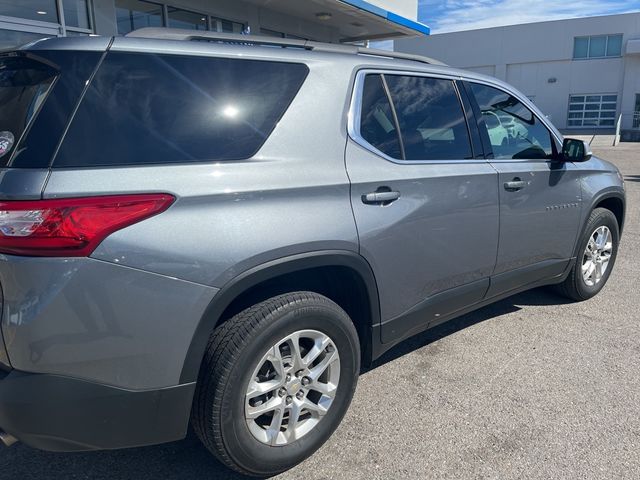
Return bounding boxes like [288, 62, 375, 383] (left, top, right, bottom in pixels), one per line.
[167, 7, 208, 31]
[567, 94, 617, 127]
[0, 0, 58, 23]
[116, 0, 164, 35]
[260, 28, 309, 40]
[573, 34, 623, 59]
[0, 0, 92, 47]
[62, 0, 91, 30]
[115, 1, 245, 35]
[214, 17, 244, 33]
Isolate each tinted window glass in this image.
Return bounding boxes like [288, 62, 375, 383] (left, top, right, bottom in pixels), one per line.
[606, 34, 623, 56]
[116, 0, 164, 35]
[384, 75, 472, 161]
[573, 37, 589, 59]
[63, 0, 91, 29]
[470, 83, 553, 160]
[0, 55, 57, 167]
[11, 51, 103, 169]
[359, 74, 401, 159]
[0, 0, 58, 23]
[55, 53, 309, 167]
[589, 36, 607, 57]
[167, 7, 208, 30]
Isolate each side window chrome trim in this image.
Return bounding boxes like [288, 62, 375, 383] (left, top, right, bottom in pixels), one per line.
[347, 69, 489, 165]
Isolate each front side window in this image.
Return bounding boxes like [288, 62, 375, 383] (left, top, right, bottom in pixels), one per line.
[54, 53, 309, 167]
[470, 83, 553, 160]
[357, 74, 472, 161]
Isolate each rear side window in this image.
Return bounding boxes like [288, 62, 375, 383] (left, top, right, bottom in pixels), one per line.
[356, 73, 472, 161]
[55, 53, 309, 167]
[0, 55, 57, 167]
[383, 75, 472, 161]
[360, 74, 402, 159]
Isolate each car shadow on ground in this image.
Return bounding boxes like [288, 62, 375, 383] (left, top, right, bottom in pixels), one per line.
[366, 287, 572, 371]
[0, 288, 572, 480]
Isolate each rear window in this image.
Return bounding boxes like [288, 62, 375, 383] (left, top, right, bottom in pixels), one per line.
[54, 52, 309, 167]
[0, 55, 57, 167]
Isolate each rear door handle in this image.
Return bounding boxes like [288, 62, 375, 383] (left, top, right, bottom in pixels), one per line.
[362, 189, 400, 205]
[504, 178, 526, 191]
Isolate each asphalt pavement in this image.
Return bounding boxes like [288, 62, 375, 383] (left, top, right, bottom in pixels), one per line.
[0, 144, 638, 479]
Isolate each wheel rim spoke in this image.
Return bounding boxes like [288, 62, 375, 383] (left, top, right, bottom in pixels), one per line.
[302, 398, 329, 417]
[266, 405, 285, 446]
[310, 380, 338, 398]
[285, 332, 305, 372]
[308, 348, 338, 382]
[246, 395, 283, 420]
[246, 378, 282, 400]
[303, 335, 331, 368]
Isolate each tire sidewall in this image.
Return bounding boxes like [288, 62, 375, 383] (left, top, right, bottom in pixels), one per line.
[219, 300, 360, 476]
[574, 209, 619, 299]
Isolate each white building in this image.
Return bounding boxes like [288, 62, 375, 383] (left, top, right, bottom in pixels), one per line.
[395, 12, 640, 139]
[0, 0, 428, 48]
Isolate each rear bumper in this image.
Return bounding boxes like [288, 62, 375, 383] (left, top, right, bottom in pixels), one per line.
[0, 369, 195, 451]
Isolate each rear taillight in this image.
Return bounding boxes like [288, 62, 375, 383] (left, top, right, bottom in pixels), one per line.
[0, 194, 175, 257]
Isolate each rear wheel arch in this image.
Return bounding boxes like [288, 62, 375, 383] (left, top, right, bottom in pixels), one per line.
[179, 250, 381, 384]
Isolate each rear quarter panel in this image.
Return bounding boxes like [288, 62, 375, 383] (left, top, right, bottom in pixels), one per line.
[42, 55, 359, 288]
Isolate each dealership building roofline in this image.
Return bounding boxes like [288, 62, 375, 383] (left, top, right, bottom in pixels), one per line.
[0, 0, 428, 51]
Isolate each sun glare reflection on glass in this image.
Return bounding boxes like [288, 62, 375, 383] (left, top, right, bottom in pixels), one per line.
[222, 105, 240, 118]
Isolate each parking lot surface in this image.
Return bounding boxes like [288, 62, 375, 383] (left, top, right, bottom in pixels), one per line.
[0, 145, 638, 480]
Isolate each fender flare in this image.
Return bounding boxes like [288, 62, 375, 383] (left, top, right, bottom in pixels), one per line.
[573, 188, 626, 256]
[179, 250, 381, 383]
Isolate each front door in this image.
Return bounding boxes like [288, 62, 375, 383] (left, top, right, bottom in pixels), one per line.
[346, 72, 499, 344]
[466, 81, 583, 297]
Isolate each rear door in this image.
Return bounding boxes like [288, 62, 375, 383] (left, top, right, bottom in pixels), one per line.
[464, 81, 582, 297]
[346, 71, 499, 344]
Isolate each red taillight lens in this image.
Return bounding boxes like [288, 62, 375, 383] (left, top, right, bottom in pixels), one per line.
[0, 194, 175, 257]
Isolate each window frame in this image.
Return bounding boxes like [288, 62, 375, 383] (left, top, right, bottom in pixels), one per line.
[462, 79, 562, 163]
[348, 69, 480, 165]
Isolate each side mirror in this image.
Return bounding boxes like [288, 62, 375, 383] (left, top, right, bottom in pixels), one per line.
[562, 138, 592, 162]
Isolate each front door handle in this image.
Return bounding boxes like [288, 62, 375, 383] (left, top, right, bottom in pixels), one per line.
[362, 189, 400, 205]
[504, 178, 526, 191]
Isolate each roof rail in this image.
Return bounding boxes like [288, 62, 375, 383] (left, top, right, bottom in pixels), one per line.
[125, 28, 446, 66]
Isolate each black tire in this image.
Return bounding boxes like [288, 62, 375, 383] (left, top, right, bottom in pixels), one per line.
[556, 208, 619, 301]
[191, 292, 360, 477]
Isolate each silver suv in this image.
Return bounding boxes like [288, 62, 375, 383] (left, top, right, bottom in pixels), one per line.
[0, 29, 625, 476]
